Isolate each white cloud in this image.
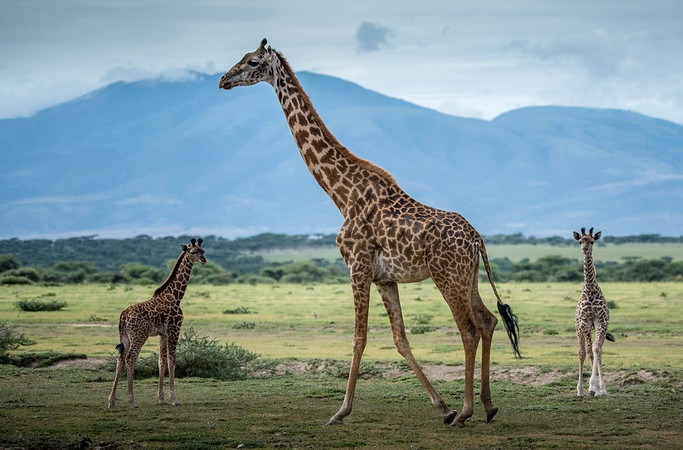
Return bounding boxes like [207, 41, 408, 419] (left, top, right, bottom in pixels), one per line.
[0, 0, 682, 124]
[114, 195, 182, 207]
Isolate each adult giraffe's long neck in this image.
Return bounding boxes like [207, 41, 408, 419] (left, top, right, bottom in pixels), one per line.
[269, 52, 397, 215]
[155, 253, 195, 302]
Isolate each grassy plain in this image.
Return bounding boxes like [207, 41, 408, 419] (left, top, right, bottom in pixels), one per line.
[1, 280, 682, 448]
[255, 242, 683, 263]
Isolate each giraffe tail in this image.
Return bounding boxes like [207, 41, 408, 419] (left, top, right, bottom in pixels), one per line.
[479, 239, 522, 358]
[606, 332, 615, 342]
[115, 315, 126, 355]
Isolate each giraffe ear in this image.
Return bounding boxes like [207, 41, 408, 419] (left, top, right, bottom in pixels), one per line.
[594, 231, 602, 241]
[573, 231, 581, 241]
[181, 244, 189, 251]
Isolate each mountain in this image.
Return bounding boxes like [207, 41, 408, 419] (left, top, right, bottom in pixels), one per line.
[1, 72, 682, 240]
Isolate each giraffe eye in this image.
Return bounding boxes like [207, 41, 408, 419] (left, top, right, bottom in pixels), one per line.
[247, 58, 260, 67]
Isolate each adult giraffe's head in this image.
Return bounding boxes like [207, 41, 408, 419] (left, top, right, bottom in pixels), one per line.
[219, 38, 275, 90]
[183, 238, 207, 265]
[573, 227, 601, 252]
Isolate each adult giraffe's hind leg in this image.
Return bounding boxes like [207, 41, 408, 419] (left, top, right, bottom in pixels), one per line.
[469, 279, 499, 422]
[376, 282, 455, 423]
[433, 277, 481, 427]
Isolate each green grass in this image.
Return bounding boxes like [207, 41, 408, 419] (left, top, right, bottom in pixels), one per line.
[255, 242, 683, 263]
[1, 281, 682, 448]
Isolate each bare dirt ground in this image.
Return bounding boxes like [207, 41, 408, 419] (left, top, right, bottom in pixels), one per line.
[50, 357, 666, 388]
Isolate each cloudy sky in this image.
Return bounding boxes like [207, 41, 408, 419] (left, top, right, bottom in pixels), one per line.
[1, 0, 682, 124]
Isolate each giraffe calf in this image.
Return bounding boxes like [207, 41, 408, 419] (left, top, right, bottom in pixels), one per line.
[573, 228, 613, 397]
[108, 238, 205, 408]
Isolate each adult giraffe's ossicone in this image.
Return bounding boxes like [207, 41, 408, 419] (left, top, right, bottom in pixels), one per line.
[219, 39, 520, 427]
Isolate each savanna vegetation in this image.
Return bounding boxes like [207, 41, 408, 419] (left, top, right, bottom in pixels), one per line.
[1, 280, 682, 448]
[1, 234, 682, 448]
[1, 233, 682, 287]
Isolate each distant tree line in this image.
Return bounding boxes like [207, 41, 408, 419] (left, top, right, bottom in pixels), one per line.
[489, 255, 683, 283]
[0, 233, 681, 286]
[484, 233, 683, 245]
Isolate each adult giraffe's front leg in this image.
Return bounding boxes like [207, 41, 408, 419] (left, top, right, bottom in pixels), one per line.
[376, 281, 455, 424]
[327, 274, 372, 425]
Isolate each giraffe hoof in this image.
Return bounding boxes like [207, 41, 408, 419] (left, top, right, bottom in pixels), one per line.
[589, 390, 596, 397]
[326, 418, 344, 426]
[443, 410, 457, 425]
[486, 407, 499, 423]
[450, 419, 465, 428]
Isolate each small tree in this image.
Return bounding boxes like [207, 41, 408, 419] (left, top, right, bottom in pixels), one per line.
[0, 255, 20, 273]
[0, 322, 35, 363]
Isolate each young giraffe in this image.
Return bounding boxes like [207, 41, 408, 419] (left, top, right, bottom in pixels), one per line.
[108, 238, 206, 408]
[573, 227, 614, 397]
[218, 39, 520, 427]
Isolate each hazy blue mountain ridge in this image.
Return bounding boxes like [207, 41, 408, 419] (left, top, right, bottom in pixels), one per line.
[1, 71, 681, 239]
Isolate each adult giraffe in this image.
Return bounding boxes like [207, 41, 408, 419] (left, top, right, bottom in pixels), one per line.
[218, 39, 520, 427]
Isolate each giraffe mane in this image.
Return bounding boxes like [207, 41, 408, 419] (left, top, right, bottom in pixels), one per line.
[154, 245, 189, 297]
[274, 50, 398, 186]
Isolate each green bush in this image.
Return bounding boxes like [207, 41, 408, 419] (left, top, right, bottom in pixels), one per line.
[0, 275, 33, 285]
[15, 299, 68, 311]
[114, 326, 259, 380]
[0, 254, 20, 273]
[223, 306, 254, 315]
[410, 325, 435, 334]
[0, 322, 35, 363]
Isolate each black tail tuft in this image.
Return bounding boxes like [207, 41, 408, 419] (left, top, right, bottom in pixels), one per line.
[115, 343, 125, 355]
[497, 301, 522, 358]
[606, 332, 615, 342]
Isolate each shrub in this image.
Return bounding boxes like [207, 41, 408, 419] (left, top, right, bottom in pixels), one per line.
[412, 314, 433, 325]
[15, 299, 68, 311]
[223, 306, 254, 315]
[410, 325, 436, 334]
[0, 322, 35, 363]
[0, 254, 20, 273]
[232, 321, 256, 329]
[112, 326, 258, 380]
[0, 275, 33, 285]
